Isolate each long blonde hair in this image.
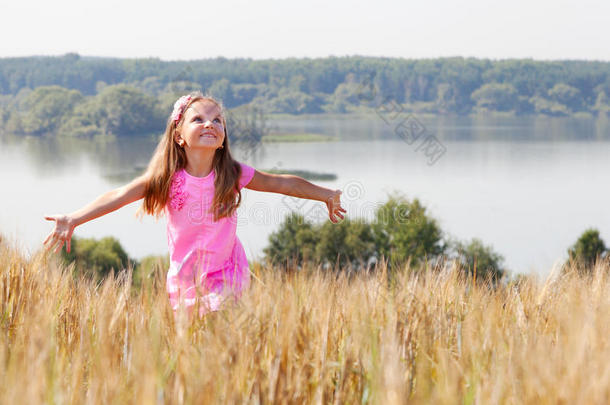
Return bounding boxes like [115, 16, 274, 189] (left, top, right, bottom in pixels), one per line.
[140, 92, 245, 221]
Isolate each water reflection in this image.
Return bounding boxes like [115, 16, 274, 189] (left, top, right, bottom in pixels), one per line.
[2, 115, 609, 176]
[1, 133, 160, 178]
[272, 114, 610, 142]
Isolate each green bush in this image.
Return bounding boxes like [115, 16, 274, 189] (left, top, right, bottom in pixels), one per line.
[548, 83, 583, 111]
[372, 194, 444, 268]
[529, 96, 570, 116]
[264, 194, 444, 271]
[263, 212, 318, 267]
[567, 228, 607, 270]
[61, 236, 132, 281]
[19, 86, 83, 135]
[132, 254, 168, 291]
[453, 238, 505, 282]
[471, 83, 519, 112]
[314, 219, 377, 270]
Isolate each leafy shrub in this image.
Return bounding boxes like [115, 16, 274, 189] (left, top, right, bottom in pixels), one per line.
[372, 194, 444, 268]
[263, 212, 318, 267]
[61, 236, 132, 281]
[567, 228, 607, 271]
[132, 254, 168, 291]
[264, 194, 444, 271]
[453, 238, 505, 282]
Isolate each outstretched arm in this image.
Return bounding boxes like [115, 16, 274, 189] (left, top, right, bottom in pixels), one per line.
[43, 174, 149, 253]
[245, 170, 346, 223]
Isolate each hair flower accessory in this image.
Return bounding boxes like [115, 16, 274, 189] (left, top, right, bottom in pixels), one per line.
[171, 95, 192, 123]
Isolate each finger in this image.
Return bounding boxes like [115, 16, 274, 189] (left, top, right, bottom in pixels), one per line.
[44, 233, 60, 250]
[43, 232, 54, 245]
[49, 235, 64, 252]
[47, 237, 60, 252]
[54, 240, 65, 254]
[44, 215, 57, 222]
[66, 238, 71, 253]
[45, 239, 56, 252]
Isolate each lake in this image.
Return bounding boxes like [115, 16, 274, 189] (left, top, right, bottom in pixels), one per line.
[1, 114, 609, 276]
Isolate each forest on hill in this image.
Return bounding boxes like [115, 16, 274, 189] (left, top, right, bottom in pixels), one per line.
[1, 54, 609, 137]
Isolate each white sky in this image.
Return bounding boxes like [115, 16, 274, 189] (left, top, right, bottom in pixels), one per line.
[1, 0, 608, 61]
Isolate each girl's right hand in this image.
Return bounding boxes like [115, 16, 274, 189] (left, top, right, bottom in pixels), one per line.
[43, 214, 77, 253]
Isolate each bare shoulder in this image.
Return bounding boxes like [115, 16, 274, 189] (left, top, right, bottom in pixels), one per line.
[244, 169, 285, 193]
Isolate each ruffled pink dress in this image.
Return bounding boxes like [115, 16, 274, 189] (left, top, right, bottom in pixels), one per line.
[165, 162, 255, 316]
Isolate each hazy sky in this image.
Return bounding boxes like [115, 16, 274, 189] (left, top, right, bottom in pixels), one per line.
[1, 0, 608, 61]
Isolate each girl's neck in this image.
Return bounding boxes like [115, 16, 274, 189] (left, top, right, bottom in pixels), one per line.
[184, 149, 216, 178]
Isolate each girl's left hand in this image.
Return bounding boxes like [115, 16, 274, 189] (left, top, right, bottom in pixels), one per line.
[325, 190, 346, 223]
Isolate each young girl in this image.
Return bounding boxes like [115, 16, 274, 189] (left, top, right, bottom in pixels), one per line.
[43, 92, 346, 317]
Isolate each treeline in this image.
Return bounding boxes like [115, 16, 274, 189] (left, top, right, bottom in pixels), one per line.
[264, 194, 506, 281]
[0, 83, 269, 139]
[0, 84, 166, 137]
[0, 54, 609, 127]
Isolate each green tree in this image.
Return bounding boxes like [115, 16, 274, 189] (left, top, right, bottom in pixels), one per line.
[59, 85, 163, 137]
[266, 88, 323, 114]
[232, 83, 265, 106]
[314, 219, 377, 270]
[329, 80, 365, 107]
[263, 214, 376, 271]
[58, 98, 103, 137]
[94, 85, 162, 136]
[0, 106, 9, 130]
[548, 83, 583, 111]
[61, 236, 131, 281]
[454, 238, 505, 282]
[20, 86, 83, 134]
[593, 91, 610, 114]
[263, 212, 318, 267]
[208, 78, 234, 107]
[471, 83, 518, 112]
[372, 194, 444, 267]
[225, 106, 270, 150]
[529, 96, 570, 116]
[567, 228, 607, 270]
[436, 83, 457, 113]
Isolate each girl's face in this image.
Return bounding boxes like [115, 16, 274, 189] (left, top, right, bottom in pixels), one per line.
[176, 100, 225, 150]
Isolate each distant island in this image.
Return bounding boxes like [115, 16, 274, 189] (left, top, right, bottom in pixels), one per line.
[0, 54, 609, 138]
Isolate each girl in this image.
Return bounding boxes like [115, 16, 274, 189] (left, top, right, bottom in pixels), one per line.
[43, 92, 346, 317]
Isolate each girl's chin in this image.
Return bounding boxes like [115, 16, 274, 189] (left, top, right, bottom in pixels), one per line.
[189, 144, 222, 150]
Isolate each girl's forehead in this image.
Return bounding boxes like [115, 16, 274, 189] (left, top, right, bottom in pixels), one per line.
[187, 100, 223, 117]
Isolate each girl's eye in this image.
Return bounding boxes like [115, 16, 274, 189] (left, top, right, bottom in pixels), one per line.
[214, 118, 221, 124]
[194, 117, 202, 122]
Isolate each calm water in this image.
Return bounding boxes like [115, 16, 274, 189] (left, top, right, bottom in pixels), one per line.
[1, 115, 609, 275]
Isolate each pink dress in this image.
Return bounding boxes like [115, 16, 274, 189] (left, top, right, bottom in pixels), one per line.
[165, 162, 255, 316]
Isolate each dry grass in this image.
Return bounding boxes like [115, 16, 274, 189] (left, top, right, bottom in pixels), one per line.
[2, 239, 610, 405]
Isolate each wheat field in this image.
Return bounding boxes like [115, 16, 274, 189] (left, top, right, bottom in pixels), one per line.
[2, 239, 610, 405]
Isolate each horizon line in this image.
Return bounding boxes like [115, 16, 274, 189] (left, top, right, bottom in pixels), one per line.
[2, 53, 610, 64]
